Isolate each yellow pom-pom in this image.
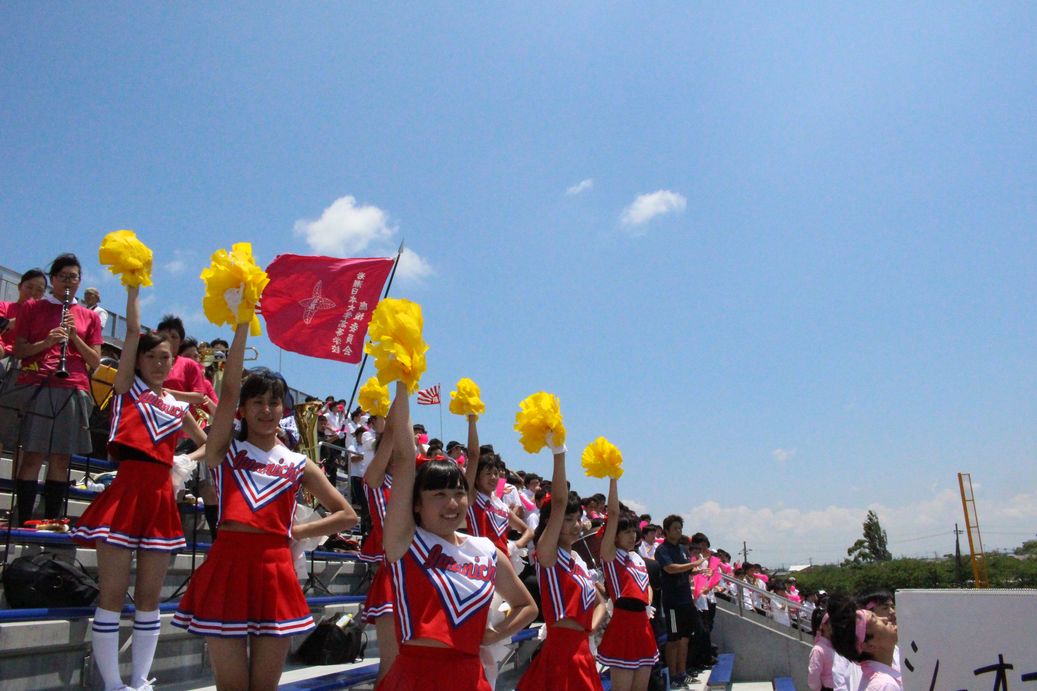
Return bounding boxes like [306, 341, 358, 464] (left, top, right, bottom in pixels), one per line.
[581, 437, 624, 479]
[449, 378, 485, 419]
[199, 243, 269, 337]
[98, 230, 154, 288]
[513, 392, 566, 454]
[358, 377, 390, 417]
[363, 298, 428, 394]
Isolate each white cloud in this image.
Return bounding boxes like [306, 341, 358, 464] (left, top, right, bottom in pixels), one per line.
[164, 259, 187, 275]
[676, 488, 1037, 567]
[294, 196, 396, 255]
[396, 247, 434, 282]
[624, 498, 649, 516]
[566, 178, 594, 196]
[139, 293, 157, 308]
[294, 196, 433, 283]
[620, 190, 687, 226]
[772, 448, 796, 463]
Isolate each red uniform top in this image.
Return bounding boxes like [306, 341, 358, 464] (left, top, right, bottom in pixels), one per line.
[15, 295, 102, 390]
[108, 377, 190, 466]
[214, 439, 307, 538]
[0, 301, 24, 356]
[537, 547, 598, 631]
[466, 490, 510, 555]
[602, 548, 651, 603]
[359, 472, 392, 563]
[164, 356, 217, 425]
[389, 527, 497, 655]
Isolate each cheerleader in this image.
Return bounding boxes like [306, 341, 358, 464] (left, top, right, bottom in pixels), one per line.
[596, 478, 659, 691]
[827, 596, 901, 691]
[378, 382, 537, 691]
[72, 283, 207, 691]
[463, 415, 532, 556]
[172, 323, 358, 691]
[516, 436, 607, 691]
[359, 400, 399, 682]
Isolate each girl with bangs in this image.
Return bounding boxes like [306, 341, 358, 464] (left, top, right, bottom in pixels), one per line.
[172, 322, 358, 691]
[517, 436, 607, 691]
[596, 477, 659, 691]
[827, 596, 902, 691]
[378, 383, 537, 691]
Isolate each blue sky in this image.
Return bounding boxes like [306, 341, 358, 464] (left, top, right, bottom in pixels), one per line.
[3, 3, 1035, 565]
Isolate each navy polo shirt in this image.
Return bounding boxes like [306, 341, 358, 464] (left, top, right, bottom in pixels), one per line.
[655, 540, 693, 606]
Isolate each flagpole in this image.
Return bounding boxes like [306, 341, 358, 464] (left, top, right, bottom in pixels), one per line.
[438, 395, 444, 441]
[346, 241, 405, 414]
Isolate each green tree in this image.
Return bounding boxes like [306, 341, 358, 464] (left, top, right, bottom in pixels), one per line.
[845, 510, 892, 565]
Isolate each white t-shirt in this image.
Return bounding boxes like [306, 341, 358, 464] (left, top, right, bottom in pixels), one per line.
[349, 430, 376, 478]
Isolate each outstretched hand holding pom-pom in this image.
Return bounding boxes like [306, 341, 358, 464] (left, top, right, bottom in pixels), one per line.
[514, 392, 567, 454]
[449, 378, 485, 419]
[581, 437, 623, 479]
[363, 298, 428, 394]
[200, 243, 269, 336]
[99, 230, 154, 288]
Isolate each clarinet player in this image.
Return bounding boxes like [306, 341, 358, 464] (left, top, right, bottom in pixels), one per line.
[1, 254, 102, 525]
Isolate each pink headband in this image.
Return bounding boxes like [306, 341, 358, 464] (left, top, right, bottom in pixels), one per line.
[855, 610, 868, 654]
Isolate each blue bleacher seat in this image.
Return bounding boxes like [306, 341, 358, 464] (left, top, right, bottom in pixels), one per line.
[707, 652, 735, 689]
[773, 676, 796, 691]
[277, 663, 379, 690]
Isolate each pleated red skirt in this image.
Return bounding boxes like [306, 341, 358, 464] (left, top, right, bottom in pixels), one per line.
[72, 459, 185, 551]
[363, 561, 394, 623]
[172, 531, 315, 637]
[377, 644, 490, 691]
[517, 625, 604, 691]
[596, 607, 660, 669]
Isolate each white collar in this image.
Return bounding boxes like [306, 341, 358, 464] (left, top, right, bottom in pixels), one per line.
[44, 293, 78, 306]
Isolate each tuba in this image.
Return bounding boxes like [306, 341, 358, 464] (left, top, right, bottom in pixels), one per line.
[294, 401, 323, 508]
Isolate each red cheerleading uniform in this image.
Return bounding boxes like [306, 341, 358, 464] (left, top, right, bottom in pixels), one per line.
[465, 490, 511, 555]
[72, 377, 189, 552]
[172, 439, 315, 638]
[361, 473, 393, 623]
[517, 547, 604, 691]
[377, 527, 497, 691]
[597, 548, 659, 670]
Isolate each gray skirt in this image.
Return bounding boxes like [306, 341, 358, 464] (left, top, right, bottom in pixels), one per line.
[0, 382, 94, 455]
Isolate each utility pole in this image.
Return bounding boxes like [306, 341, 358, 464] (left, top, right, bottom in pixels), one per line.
[954, 523, 965, 587]
[742, 541, 751, 565]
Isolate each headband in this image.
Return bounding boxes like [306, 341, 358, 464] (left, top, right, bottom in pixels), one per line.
[814, 612, 830, 643]
[855, 610, 868, 654]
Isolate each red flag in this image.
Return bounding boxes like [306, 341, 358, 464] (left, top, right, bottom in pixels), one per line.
[416, 384, 441, 405]
[260, 254, 394, 363]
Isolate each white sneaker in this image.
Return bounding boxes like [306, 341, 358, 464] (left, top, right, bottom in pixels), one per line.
[133, 679, 157, 691]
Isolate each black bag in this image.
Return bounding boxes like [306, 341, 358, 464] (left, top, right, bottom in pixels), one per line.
[295, 612, 367, 665]
[3, 552, 100, 608]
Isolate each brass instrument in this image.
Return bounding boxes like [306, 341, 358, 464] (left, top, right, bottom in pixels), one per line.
[295, 401, 323, 508]
[55, 287, 72, 379]
[199, 344, 258, 394]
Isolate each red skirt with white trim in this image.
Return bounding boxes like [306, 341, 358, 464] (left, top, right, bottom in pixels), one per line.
[72, 459, 185, 552]
[363, 561, 394, 623]
[596, 607, 660, 670]
[377, 644, 490, 691]
[517, 625, 604, 691]
[172, 531, 315, 638]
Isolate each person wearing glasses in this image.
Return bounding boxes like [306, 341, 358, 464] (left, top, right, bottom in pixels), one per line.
[1, 253, 102, 524]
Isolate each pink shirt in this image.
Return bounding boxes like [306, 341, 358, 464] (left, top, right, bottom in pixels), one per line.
[15, 296, 102, 390]
[0, 301, 24, 356]
[808, 637, 837, 690]
[859, 660, 902, 691]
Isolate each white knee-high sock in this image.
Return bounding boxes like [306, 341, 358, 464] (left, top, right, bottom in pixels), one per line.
[92, 607, 124, 690]
[130, 609, 161, 687]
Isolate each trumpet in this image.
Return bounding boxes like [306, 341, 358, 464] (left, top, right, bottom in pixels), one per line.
[199, 344, 259, 394]
[55, 287, 72, 379]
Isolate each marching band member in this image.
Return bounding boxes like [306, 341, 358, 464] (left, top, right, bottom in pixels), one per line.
[516, 435, 607, 691]
[597, 477, 659, 691]
[378, 382, 537, 690]
[172, 322, 357, 691]
[72, 281, 207, 691]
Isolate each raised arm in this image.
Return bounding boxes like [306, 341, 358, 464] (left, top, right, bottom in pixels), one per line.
[464, 414, 479, 503]
[535, 435, 567, 568]
[599, 477, 620, 563]
[112, 285, 141, 395]
[204, 323, 249, 467]
[364, 394, 401, 488]
[381, 382, 417, 563]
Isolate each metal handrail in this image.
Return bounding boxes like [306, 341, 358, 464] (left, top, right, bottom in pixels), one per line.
[718, 573, 814, 642]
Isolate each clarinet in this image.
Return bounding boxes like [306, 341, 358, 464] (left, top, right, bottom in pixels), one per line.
[55, 287, 71, 379]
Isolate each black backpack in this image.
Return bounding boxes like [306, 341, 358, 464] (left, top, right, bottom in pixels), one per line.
[295, 612, 367, 665]
[3, 552, 100, 608]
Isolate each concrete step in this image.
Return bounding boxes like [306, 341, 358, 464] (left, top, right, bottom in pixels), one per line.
[730, 684, 775, 690]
